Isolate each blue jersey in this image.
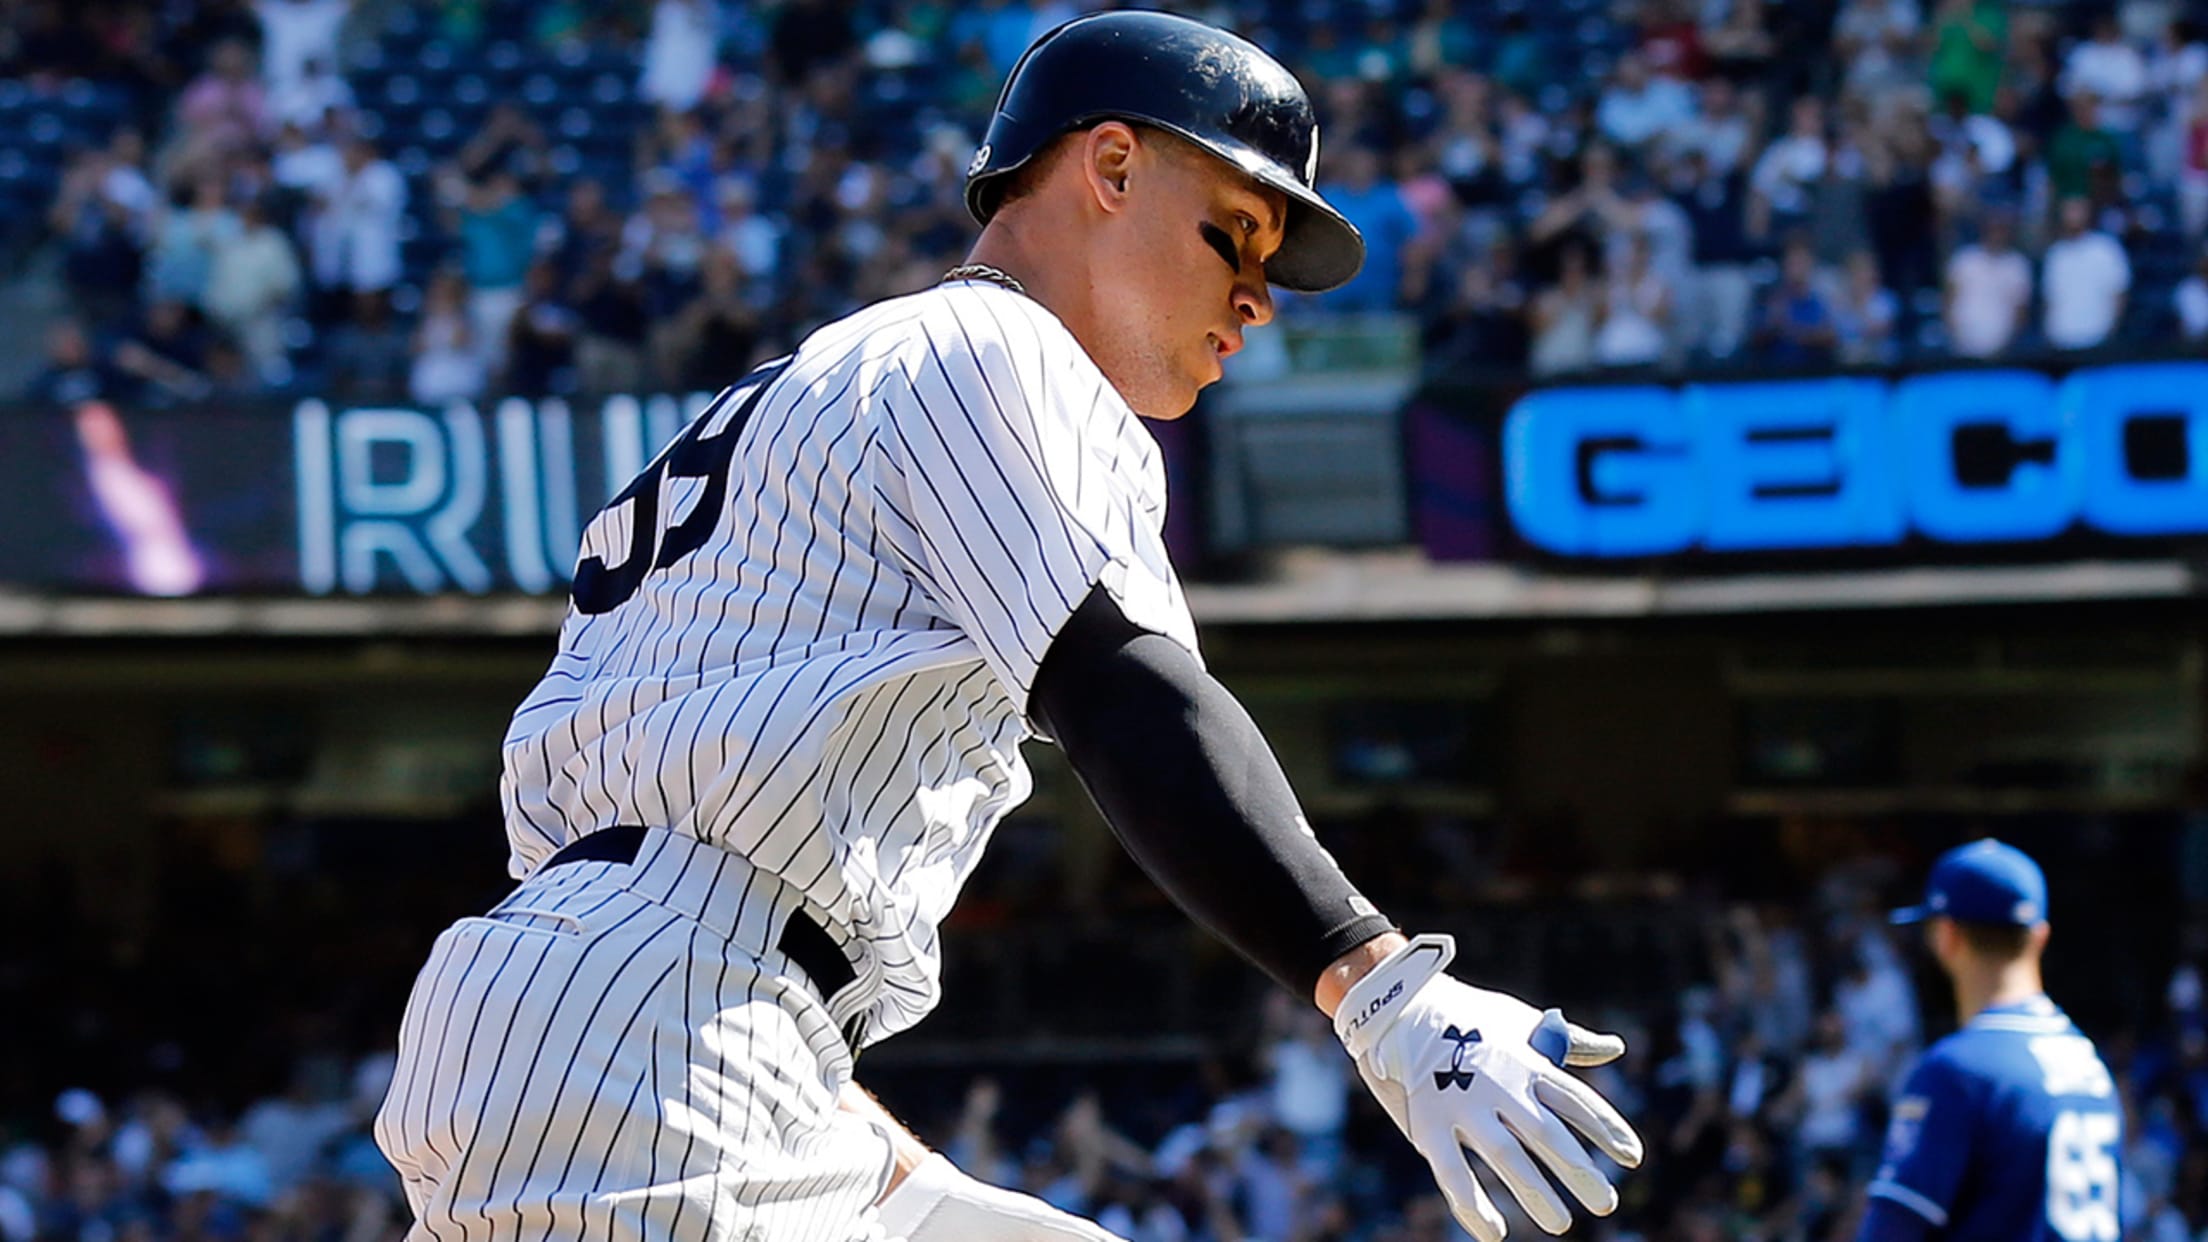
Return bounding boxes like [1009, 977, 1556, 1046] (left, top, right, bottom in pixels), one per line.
[1860, 996, 2122, 1242]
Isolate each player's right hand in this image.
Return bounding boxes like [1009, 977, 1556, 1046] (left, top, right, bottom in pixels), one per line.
[1333, 934, 1644, 1242]
[877, 1152, 1128, 1242]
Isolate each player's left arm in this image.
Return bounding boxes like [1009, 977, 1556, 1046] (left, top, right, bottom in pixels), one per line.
[839, 1083, 1127, 1242]
[1858, 1052, 1979, 1242]
[1031, 588, 1643, 1242]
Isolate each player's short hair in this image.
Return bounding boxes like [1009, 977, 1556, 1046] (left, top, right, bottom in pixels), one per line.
[1954, 920, 2035, 959]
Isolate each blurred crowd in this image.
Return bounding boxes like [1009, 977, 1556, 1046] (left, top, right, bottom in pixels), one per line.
[8, 875, 2207, 1242]
[14, 0, 2208, 415]
[898, 883, 2208, 1242]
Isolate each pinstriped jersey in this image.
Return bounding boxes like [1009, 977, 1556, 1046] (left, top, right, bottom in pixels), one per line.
[499, 279, 1200, 1043]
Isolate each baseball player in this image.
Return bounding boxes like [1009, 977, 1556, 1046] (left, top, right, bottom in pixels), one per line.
[373, 12, 1642, 1242]
[1862, 839, 2122, 1242]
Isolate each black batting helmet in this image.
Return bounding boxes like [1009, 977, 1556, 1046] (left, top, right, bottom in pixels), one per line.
[962, 10, 1365, 294]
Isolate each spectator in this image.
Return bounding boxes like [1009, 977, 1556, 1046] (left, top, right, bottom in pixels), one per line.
[569, 248, 650, 394]
[2176, 249, 2208, 340]
[1260, 997, 1350, 1165]
[1756, 237, 1838, 367]
[2042, 195, 2132, 351]
[1701, 0, 1777, 88]
[2047, 91, 2126, 203]
[1235, 1128, 1311, 1242]
[1419, 238, 1529, 370]
[1529, 244, 1600, 376]
[113, 299, 215, 403]
[1943, 208, 2031, 358]
[145, 175, 239, 309]
[2181, 77, 2208, 240]
[653, 247, 761, 387]
[1316, 146, 1417, 314]
[254, 0, 351, 101]
[716, 180, 784, 286]
[268, 55, 355, 132]
[1599, 51, 1697, 150]
[1490, 12, 1551, 101]
[1830, 250, 1899, 365]
[1928, 92, 2018, 227]
[1833, 0, 1924, 98]
[1863, 118, 1941, 298]
[1927, 0, 2005, 114]
[1667, 76, 1753, 175]
[625, 172, 712, 326]
[324, 279, 408, 399]
[1780, 1013, 1871, 1167]
[409, 270, 486, 405]
[1751, 96, 1830, 238]
[1639, 0, 1709, 83]
[1530, 144, 1638, 271]
[539, 179, 616, 281]
[270, 119, 343, 207]
[2065, 12, 2149, 133]
[505, 260, 579, 396]
[452, 170, 540, 373]
[1595, 231, 1672, 368]
[451, 103, 550, 191]
[1832, 932, 1917, 1072]
[204, 196, 302, 385]
[92, 127, 160, 227]
[305, 135, 404, 324]
[50, 145, 152, 332]
[162, 1119, 274, 1208]
[172, 40, 268, 173]
[26, 320, 130, 409]
[1402, 0, 1475, 74]
[1673, 148, 1760, 359]
[639, 0, 722, 113]
[1495, 90, 1553, 189]
[1805, 125, 1874, 274]
[237, 1072, 350, 1196]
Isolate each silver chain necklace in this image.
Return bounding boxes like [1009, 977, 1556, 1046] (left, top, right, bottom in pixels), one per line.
[941, 263, 1027, 295]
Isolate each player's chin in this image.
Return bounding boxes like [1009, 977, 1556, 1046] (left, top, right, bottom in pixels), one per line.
[1164, 375, 1209, 419]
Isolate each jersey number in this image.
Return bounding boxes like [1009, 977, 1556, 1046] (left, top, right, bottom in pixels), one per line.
[572, 359, 791, 616]
[2047, 1109, 2120, 1242]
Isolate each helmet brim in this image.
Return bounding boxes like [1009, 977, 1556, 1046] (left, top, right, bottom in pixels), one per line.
[1215, 139, 1365, 294]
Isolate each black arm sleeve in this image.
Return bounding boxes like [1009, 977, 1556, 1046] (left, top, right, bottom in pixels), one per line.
[1029, 586, 1398, 995]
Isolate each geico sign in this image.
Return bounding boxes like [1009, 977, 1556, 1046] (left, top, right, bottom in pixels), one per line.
[1503, 363, 2208, 556]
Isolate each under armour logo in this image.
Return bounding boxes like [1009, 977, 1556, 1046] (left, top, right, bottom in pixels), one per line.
[968, 144, 992, 178]
[1433, 1025, 1482, 1090]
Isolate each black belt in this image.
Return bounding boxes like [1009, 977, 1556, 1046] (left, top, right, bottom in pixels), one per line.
[542, 827, 862, 1036]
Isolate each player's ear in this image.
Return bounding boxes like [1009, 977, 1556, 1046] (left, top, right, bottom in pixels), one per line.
[2028, 921, 2051, 955]
[1928, 917, 1956, 963]
[1083, 122, 1139, 213]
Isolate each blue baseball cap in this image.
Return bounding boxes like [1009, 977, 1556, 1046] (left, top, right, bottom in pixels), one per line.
[1891, 838, 2049, 927]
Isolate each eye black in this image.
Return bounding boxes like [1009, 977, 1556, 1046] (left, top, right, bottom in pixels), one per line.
[1199, 222, 1241, 274]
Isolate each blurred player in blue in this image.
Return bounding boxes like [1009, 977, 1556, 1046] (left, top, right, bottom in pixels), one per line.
[1859, 839, 2123, 1242]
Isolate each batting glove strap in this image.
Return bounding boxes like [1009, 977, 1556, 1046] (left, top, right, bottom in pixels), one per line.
[1332, 932, 1456, 1060]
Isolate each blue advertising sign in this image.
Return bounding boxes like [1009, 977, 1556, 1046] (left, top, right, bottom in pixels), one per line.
[1503, 362, 2208, 557]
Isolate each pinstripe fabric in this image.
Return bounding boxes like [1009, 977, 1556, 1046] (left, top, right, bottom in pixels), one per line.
[375, 831, 897, 1241]
[381, 281, 1200, 1240]
[499, 280, 1197, 1044]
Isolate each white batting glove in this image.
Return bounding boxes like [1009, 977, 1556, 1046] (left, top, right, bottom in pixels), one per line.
[877, 1153, 1129, 1242]
[1335, 934, 1645, 1242]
